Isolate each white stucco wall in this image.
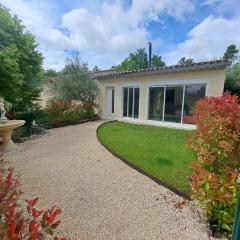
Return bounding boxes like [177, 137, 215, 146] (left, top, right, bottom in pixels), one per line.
[97, 69, 225, 127]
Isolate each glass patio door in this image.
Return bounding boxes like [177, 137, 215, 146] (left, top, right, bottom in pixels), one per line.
[123, 87, 139, 118]
[164, 86, 184, 123]
[149, 87, 165, 121]
[148, 84, 206, 124]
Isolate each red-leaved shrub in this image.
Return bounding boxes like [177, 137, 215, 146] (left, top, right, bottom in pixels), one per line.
[190, 93, 240, 234]
[46, 100, 72, 119]
[44, 100, 92, 128]
[0, 147, 67, 239]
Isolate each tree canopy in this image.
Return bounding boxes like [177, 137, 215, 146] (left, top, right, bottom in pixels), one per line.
[223, 44, 239, 61]
[93, 66, 101, 71]
[151, 55, 166, 68]
[223, 44, 240, 95]
[53, 57, 99, 115]
[0, 4, 43, 110]
[115, 48, 166, 71]
[178, 57, 194, 65]
[43, 69, 60, 79]
[225, 63, 240, 95]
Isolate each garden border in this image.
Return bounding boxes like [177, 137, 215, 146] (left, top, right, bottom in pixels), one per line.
[39, 116, 100, 129]
[96, 120, 190, 200]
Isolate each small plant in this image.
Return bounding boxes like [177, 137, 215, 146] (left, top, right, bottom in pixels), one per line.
[0, 148, 67, 239]
[190, 93, 240, 236]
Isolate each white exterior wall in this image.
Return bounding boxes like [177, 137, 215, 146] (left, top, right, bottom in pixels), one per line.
[97, 69, 225, 129]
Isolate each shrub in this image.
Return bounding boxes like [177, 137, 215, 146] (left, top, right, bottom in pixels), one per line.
[190, 93, 240, 235]
[53, 57, 99, 116]
[0, 148, 66, 239]
[46, 100, 72, 119]
[40, 99, 95, 128]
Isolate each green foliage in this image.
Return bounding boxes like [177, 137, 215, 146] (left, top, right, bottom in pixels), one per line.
[43, 69, 60, 79]
[97, 121, 193, 193]
[0, 4, 43, 110]
[115, 48, 148, 71]
[178, 57, 194, 65]
[225, 63, 240, 95]
[190, 93, 240, 236]
[54, 57, 98, 116]
[93, 65, 101, 71]
[37, 100, 94, 128]
[151, 54, 166, 68]
[0, 46, 23, 102]
[115, 48, 166, 71]
[223, 44, 239, 61]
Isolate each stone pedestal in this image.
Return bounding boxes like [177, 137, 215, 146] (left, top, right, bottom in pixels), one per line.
[0, 120, 25, 152]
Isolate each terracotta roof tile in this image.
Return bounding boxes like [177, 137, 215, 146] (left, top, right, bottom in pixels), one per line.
[95, 60, 230, 79]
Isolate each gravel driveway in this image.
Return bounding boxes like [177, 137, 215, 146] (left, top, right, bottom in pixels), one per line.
[6, 121, 209, 239]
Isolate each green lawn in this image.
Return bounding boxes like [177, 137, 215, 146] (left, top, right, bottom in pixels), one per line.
[97, 121, 194, 193]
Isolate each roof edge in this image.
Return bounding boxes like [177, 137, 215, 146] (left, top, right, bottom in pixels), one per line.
[95, 60, 230, 80]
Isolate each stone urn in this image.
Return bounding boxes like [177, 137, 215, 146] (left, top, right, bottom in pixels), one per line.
[0, 120, 25, 151]
[0, 98, 25, 151]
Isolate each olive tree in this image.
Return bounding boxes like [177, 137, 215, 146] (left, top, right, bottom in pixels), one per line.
[54, 57, 99, 116]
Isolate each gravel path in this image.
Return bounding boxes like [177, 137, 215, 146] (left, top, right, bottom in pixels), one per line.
[6, 121, 210, 239]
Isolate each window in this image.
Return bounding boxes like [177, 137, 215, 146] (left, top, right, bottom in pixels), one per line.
[123, 87, 140, 118]
[112, 88, 114, 113]
[148, 84, 206, 124]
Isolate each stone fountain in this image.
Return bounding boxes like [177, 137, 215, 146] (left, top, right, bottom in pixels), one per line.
[0, 98, 25, 151]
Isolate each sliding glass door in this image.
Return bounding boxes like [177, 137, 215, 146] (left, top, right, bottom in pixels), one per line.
[148, 84, 206, 124]
[182, 85, 206, 124]
[164, 86, 183, 123]
[149, 87, 164, 121]
[123, 87, 140, 118]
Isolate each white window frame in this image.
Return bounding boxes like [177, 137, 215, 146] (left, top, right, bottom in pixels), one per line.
[122, 86, 140, 119]
[148, 82, 207, 124]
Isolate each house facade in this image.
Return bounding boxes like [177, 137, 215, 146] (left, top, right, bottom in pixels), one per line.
[95, 60, 229, 129]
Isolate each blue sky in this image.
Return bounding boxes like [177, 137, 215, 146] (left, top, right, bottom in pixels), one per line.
[0, 0, 239, 70]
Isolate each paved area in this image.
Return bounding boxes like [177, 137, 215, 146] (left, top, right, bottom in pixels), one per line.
[6, 121, 210, 239]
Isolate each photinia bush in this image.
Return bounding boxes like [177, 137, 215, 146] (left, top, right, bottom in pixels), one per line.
[44, 99, 94, 128]
[0, 147, 67, 239]
[190, 93, 240, 235]
[46, 100, 72, 119]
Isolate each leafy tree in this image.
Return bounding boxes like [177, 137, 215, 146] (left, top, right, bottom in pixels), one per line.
[223, 44, 239, 61]
[115, 48, 148, 71]
[178, 57, 194, 65]
[54, 57, 99, 116]
[43, 69, 60, 79]
[93, 66, 100, 71]
[115, 48, 166, 71]
[224, 63, 240, 95]
[0, 4, 43, 110]
[151, 55, 166, 68]
[0, 46, 23, 102]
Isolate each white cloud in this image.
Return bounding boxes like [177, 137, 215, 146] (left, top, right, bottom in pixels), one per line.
[0, 0, 195, 69]
[61, 0, 195, 63]
[0, 0, 72, 50]
[164, 15, 240, 64]
[202, 0, 221, 6]
[0, 0, 73, 69]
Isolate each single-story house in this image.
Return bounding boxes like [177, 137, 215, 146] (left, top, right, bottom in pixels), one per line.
[95, 60, 230, 129]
